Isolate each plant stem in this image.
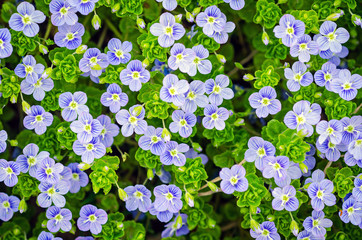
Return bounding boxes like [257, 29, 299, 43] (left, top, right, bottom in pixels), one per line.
[227, 50, 258, 77]
[353, 103, 362, 114]
[44, 20, 52, 40]
[323, 161, 333, 174]
[97, 24, 108, 49]
[105, 18, 123, 40]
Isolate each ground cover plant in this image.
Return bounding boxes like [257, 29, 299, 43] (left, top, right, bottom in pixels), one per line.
[0, 0, 361, 239]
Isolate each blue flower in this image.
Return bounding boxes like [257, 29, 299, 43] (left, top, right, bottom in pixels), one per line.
[124, 185, 152, 213]
[169, 110, 196, 138]
[77, 204, 108, 235]
[116, 105, 148, 137]
[284, 61, 313, 92]
[9, 2, 46, 37]
[196, 6, 226, 36]
[149, 203, 173, 223]
[106, 38, 132, 65]
[187, 45, 212, 76]
[307, 178, 336, 211]
[352, 174, 362, 200]
[156, 0, 178, 11]
[46, 206, 72, 232]
[23, 105, 53, 135]
[340, 196, 362, 226]
[184, 148, 209, 165]
[205, 74, 234, 106]
[21, 74, 54, 101]
[0, 159, 20, 187]
[297, 230, 323, 240]
[223, 0, 245, 10]
[54, 23, 85, 50]
[73, 137, 106, 164]
[290, 34, 318, 62]
[344, 152, 362, 168]
[303, 210, 333, 237]
[79, 48, 109, 78]
[249, 86, 281, 118]
[202, 104, 229, 130]
[262, 156, 289, 186]
[244, 137, 276, 170]
[160, 141, 189, 166]
[273, 14, 305, 47]
[59, 91, 89, 122]
[302, 144, 316, 177]
[284, 100, 321, 137]
[182, 80, 208, 113]
[220, 165, 248, 194]
[138, 126, 166, 156]
[16, 143, 49, 178]
[314, 62, 339, 91]
[68, 163, 89, 193]
[38, 231, 62, 240]
[316, 119, 343, 145]
[340, 116, 362, 145]
[316, 137, 343, 161]
[317, 21, 349, 53]
[100, 83, 128, 113]
[37, 181, 69, 208]
[305, 169, 325, 186]
[97, 115, 119, 148]
[0, 193, 19, 221]
[36, 157, 64, 184]
[348, 133, 362, 160]
[161, 214, 189, 238]
[272, 185, 299, 211]
[153, 184, 182, 213]
[49, 0, 78, 26]
[0, 28, 13, 58]
[210, 21, 235, 44]
[330, 69, 362, 101]
[15, 55, 45, 84]
[168, 43, 195, 73]
[160, 74, 189, 106]
[70, 112, 102, 144]
[150, 12, 185, 48]
[68, 0, 98, 15]
[250, 221, 280, 240]
[0, 130, 8, 153]
[120, 60, 150, 92]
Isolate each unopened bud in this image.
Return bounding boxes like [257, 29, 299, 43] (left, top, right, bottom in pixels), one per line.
[147, 168, 154, 180]
[262, 31, 269, 45]
[78, 162, 91, 171]
[175, 14, 182, 23]
[191, 142, 202, 152]
[352, 14, 362, 27]
[207, 181, 218, 192]
[216, 54, 226, 64]
[137, 18, 146, 29]
[39, 44, 48, 54]
[22, 101, 31, 114]
[299, 163, 308, 174]
[142, 58, 149, 68]
[326, 10, 344, 21]
[176, 214, 183, 228]
[185, 192, 194, 207]
[186, 12, 194, 23]
[19, 199, 27, 213]
[208, 218, 216, 228]
[234, 118, 245, 126]
[290, 220, 299, 237]
[9, 140, 18, 147]
[192, 7, 201, 15]
[10, 94, 17, 104]
[132, 105, 143, 116]
[161, 128, 171, 142]
[118, 187, 128, 201]
[112, 3, 120, 12]
[250, 219, 260, 231]
[76, 45, 88, 54]
[243, 74, 254, 81]
[92, 14, 101, 30]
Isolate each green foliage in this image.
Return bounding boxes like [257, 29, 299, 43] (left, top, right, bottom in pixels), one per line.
[0, 68, 20, 100]
[203, 122, 234, 147]
[254, 0, 282, 29]
[174, 157, 208, 190]
[12, 175, 40, 199]
[235, 174, 269, 207]
[333, 167, 354, 198]
[276, 129, 310, 163]
[90, 156, 120, 194]
[96, 212, 125, 240]
[254, 65, 280, 89]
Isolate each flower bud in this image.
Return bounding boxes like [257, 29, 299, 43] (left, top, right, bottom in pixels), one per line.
[250, 206, 258, 214]
[290, 220, 299, 237]
[267, 215, 275, 221]
[147, 168, 154, 180]
[39, 44, 49, 54]
[112, 3, 120, 12]
[22, 101, 31, 114]
[243, 74, 254, 81]
[234, 118, 245, 126]
[326, 9, 344, 21]
[142, 58, 150, 68]
[250, 219, 260, 231]
[91, 64, 102, 71]
[352, 14, 362, 27]
[137, 18, 146, 29]
[19, 198, 27, 213]
[162, 128, 171, 142]
[185, 192, 194, 207]
[10, 94, 17, 104]
[299, 162, 308, 174]
[175, 14, 182, 23]
[118, 187, 128, 201]
[192, 7, 201, 15]
[92, 14, 101, 30]
[78, 162, 91, 171]
[262, 31, 269, 45]
[186, 12, 194, 23]
[132, 105, 143, 116]
[9, 140, 18, 147]
[122, 153, 127, 162]
[191, 142, 202, 152]
[208, 218, 216, 228]
[216, 54, 226, 64]
[176, 214, 183, 228]
[45, 67, 53, 77]
[207, 181, 218, 192]
[76, 45, 88, 54]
